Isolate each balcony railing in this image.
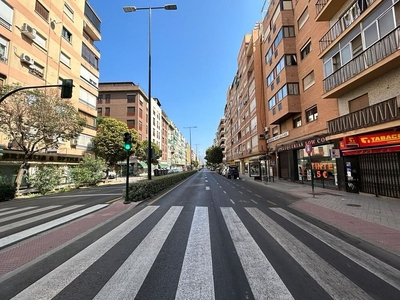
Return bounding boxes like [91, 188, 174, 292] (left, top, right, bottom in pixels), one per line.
[316, 0, 329, 17]
[323, 27, 400, 93]
[327, 98, 399, 135]
[319, 0, 375, 53]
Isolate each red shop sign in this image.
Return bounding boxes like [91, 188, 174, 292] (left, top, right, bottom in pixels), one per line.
[341, 131, 400, 149]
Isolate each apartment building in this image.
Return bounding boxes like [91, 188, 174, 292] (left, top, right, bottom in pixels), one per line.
[98, 81, 182, 169]
[0, 0, 101, 176]
[224, 26, 268, 177]
[317, 0, 400, 198]
[218, 0, 400, 199]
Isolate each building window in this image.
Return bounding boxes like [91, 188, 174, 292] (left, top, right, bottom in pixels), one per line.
[283, 26, 295, 37]
[97, 108, 102, 116]
[97, 94, 103, 104]
[29, 62, 45, 78]
[0, 35, 9, 64]
[349, 94, 369, 113]
[306, 106, 318, 123]
[268, 96, 276, 110]
[265, 48, 272, 63]
[105, 107, 110, 116]
[60, 52, 71, 67]
[79, 110, 97, 129]
[281, 0, 293, 10]
[139, 108, 143, 118]
[127, 94, 136, 103]
[127, 107, 135, 116]
[275, 56, 285, 74]
[302, 71, 315, 91]
[82, 43, 99, 69]
[293, 115, 302, 128]
[127, 120, 135, 128]
[105, 94, 110, 104]
[300, 40, 311, 59]
[35, 1, 49, 21]
[298, 7, 309, 30]
[139, 121, 142, 130]
[267, 72, 274, 86]
[285, 54, 297, 66]
[287, 83, 299, 94]
[62, 27, 72, 43]
[63, 3, 74, 20]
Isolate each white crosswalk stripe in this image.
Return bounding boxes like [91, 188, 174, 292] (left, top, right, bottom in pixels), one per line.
[0, 204, 108, 247]
[0, 207, 38, 217]
[0, 205, 62, 224]
[6, 205, 400, 300]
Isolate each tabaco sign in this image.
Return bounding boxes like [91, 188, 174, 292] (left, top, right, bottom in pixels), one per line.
[278, 135, 327, 152]
[340, 131, 400, 149]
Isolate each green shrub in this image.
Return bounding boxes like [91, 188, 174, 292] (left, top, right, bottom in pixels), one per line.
[127, 171, 196, 202]
[0, 184, 16, 202]
[27, 166, 62, 195]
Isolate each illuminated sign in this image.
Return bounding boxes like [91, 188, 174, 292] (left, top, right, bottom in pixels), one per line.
[341, 131, 400, 149]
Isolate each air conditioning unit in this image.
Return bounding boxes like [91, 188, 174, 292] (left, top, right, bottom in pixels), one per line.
[20, 53, 34, 65]
[21, 23, 37, 39]
[259, 134, 265, 139]
[264, 127, 269, 133]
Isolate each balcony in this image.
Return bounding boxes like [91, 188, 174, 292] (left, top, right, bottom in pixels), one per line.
[327, 98, 400, 135]
[319, 0, 376, 53]
[84, 2, 101, 41]
[323, 27, 400, 98]
[268, 95, 301, 125]
[316, 0, 348, 21]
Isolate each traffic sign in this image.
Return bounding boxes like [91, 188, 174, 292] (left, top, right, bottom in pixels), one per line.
[305, 144, 313, 154]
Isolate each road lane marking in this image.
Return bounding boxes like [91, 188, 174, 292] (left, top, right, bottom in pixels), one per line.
[239, 191, 243, 194]
[223, 191, 227, 194]
[11, 206, 159, 300]
[0, 205, 62, 223]
[251, 199, 258, 205]
[0, 205, 85, 233]
[267, 200, 277, 206]
[247, 208, 372, 300]
[94, 206, 183, 300]
[230, 199, 235, 205]
[247, 190, 252, 193]
[221, 207, 293, 299]
[176, 207, 214, 300]
[206, 186, 210, 190]
[272, 208, 400, 291]
[255, 194, 262, 198]
[0, 207, 38, 217]
[0, 205, 107, 247]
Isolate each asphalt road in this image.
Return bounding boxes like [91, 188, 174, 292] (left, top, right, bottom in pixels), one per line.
[1, 169, 400, 299]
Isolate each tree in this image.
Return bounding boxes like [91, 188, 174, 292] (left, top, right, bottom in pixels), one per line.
[27, 165, 62, 195]
[136, 140, 162, 165]
[205, 146, 223, 165]
[0, 84, 85, 195]
[91, 117, 138, 181]
[69, 154, 105, 187]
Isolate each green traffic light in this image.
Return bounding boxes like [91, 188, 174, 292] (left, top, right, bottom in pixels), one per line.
[124, 143, 132, 151]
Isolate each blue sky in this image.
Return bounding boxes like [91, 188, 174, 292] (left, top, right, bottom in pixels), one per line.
[90, 0, 264, 160]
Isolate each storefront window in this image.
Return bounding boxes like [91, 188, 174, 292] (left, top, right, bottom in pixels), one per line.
[249, 162, 260, 177]
[297, 144, 337, 186]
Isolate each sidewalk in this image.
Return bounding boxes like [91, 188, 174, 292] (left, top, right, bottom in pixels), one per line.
[241, 174, 400, 257]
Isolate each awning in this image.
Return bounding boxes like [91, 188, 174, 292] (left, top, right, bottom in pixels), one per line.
[159, 162, 169, 168]
[342, 145, 400, 156]
[138, 161, 147, 167]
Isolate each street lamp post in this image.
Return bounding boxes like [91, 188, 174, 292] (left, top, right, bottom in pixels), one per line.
[184, 126, 197, 169]
[194, 143, 200, 168]
[123, 4, 177, 180]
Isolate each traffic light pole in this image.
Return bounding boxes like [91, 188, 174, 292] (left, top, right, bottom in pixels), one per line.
[0, 80, 73, 104]
[124, 149, 131, 204]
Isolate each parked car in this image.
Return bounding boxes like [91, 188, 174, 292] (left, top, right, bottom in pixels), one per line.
[227, 166, 239, 179]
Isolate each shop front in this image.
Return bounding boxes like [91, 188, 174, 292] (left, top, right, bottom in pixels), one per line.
[277, 135, 338, 188]
[340, 130, 400, 198]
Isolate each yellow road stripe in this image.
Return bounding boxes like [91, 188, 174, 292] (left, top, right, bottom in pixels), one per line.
[106, 197, 122, 204]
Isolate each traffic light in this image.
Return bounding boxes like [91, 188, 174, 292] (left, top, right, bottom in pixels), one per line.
[0, 144, 4, 157]
[123, 132, 132, 151]
[61, 79, 73, 98]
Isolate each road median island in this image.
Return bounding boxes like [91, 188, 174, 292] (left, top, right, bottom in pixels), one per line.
[127, 171, 197, 202]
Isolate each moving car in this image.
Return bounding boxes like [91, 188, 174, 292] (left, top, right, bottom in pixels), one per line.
[226, 166, 239, 179]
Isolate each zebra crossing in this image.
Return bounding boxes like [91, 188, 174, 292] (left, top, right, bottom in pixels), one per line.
[0, 204, 108, 248]
[2, 204, 400, 300]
